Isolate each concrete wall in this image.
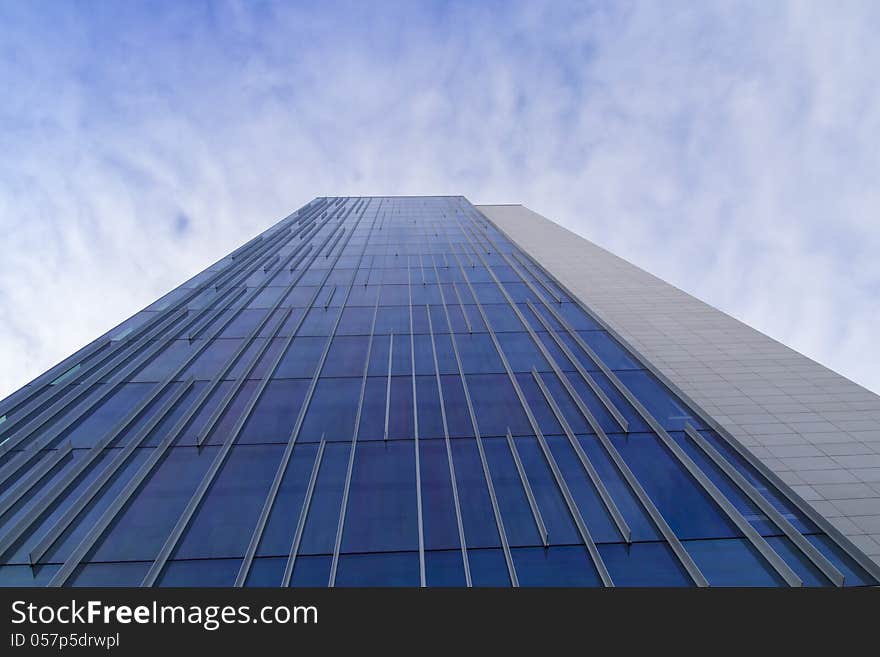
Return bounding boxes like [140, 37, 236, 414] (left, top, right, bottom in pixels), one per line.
[478, 203, 880, 565]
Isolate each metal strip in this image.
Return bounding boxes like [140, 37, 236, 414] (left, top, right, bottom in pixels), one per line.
[505, 429, 549, 547]
[449, 221, 633, 545]
[281, 436, 326, 587]
[234, 198, 381, 585]
[0, 234, 291, 458]
[461, 220, 630, 434]
[461, 206, 711, 586]
[530, 369, 632, 543]
[141, 199, 370, 587]
[449, 235, 613, 586]
[684, 424, 843, 585]
[32, 379, 196, 567]
[0, 443, 73, 520]
[433, 259, 519, 586]
[0, 212, 294, 428]
[384, 332, 393, 442]
[47, 389, 200, 587]
[522, 300, 630, 433]
[327, 294, 382, 588]
[450, 281, 472, 333]
[425, 301, 471, 586]
[408, 257, 426, 586]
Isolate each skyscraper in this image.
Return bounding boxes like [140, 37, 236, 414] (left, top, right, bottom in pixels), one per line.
[0, 196, 877, 587]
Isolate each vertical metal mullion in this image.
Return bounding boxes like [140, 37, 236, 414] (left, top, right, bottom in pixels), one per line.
[40, 379, 195, 579]
[327, 293, 381, 587]
[232, 200, 381, 586]
[530, 368, 631, 542]
[282, 436, 326, 587]
[408, 256, 426, 586]
[450, 281, 472, 333]
[505, 429, 549, 547]
[0, 208, 299, 428]
[463, 222, 629, 433]
[463, 218, 630, 433]
[140, 200, 371, 587]
[425, 300, 471, 586]
[523, 300, 630, 433]
[194, 227, 348, 446]
[683, 424, 844, 586]
[432, 250, 519, 587]
[455, 220, 634, 545]
[502, 224, 804, 587]
[0, 217, 301, 458]
[384, 333, 393, 442]
[46, 383, 200, 587]
[0, 443, 73, 521]
[464, 212, 714, 587]
[448, 237, 614, 587]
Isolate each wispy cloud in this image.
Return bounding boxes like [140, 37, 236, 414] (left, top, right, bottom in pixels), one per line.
[0, 0, 878, 397]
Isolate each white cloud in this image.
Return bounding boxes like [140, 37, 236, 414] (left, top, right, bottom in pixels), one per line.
[0, 0, 878, 398]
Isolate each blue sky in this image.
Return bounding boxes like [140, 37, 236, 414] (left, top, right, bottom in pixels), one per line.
[1, 1, 879, 397]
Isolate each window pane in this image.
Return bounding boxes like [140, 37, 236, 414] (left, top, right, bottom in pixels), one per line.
[450, 439, 500, 549]
[341, 441, 419, 553]
[300, 378, 362, 442]
[512, 546, 601, 587]
[684, 538, 784, 586]
[468, 548, 510, 586]
[239, 379, 308, 444]
[612, 432, 740, 540]
[175, 444, 285, 559]
[425, 550, 467, 587]
[336, 551, 420, 587]
[598, 542, 692, 586]
[158, 558, 241, 586]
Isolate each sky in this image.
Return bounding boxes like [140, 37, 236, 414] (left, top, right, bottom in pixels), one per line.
[1, 0, 878, 399]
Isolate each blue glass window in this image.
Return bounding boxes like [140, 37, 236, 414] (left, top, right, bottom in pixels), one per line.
[684, 538, 784, 587]
[425, 550, 467, 587]
[512, 546, 601, 587]
[174, 444, 286, 559]
[336, 551, 421, 587]
[598, 542, 692, 586]
[341, 441, 419, 553]
[239, 379, 308, 444]
[300, 378, 361, 442]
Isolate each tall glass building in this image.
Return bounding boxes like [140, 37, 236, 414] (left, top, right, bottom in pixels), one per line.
[1, 196, 878, 587]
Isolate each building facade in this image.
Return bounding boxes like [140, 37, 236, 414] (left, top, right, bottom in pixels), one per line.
[0, 196, 877, 587]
